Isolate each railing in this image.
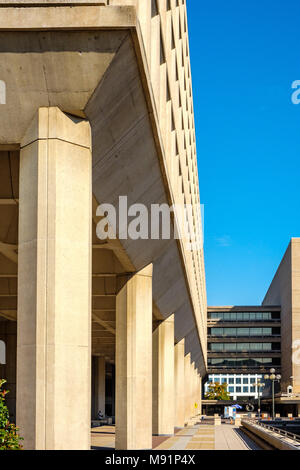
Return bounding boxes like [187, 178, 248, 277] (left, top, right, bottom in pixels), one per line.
[242, 418, 300, 445]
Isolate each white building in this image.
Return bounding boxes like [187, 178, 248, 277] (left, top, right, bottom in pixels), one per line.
[205, 374, 262, 401]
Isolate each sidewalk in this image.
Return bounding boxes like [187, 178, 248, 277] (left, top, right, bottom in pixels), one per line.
[91, 422, 261, 450]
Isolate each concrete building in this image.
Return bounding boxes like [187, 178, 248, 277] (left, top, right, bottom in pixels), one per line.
[263, 238, 300, 395]
[0, 1, 207, 450]
[205, 239, 300, 416]
[204, 373, 263, 401]
[207, 306, 281, 375]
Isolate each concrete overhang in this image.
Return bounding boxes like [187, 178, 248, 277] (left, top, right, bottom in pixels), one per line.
[0, 4, 206, 374]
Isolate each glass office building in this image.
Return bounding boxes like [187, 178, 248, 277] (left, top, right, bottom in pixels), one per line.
[207, 307, 281, 375]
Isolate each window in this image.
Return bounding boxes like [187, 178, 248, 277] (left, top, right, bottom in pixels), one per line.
[228, 378, 234, 384]
[243, 378, 249, 384]
[250, 378, 256, 384]
[250, 328, 262, 336]
[250, 343, 262, 351]
[236, 386, 241, 393]
[263, 328, 272, 336]
[250, 386, 256, 393]
[236, 378, 241, 384]
[224, 328, 236, 337]
[221, 378, 227, 384]
[237, 328, 249, 336]
[224, 343, 236, 352]
[243, 386, 249, 393]
[211, 328, 223, 336]
[228, 386, 234, 393]
[211, 343, 223, 351]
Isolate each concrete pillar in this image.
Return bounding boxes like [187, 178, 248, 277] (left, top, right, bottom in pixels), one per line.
[194, 371, 198, 415]
[184, 353, 191, 424]
[152, 315, 175, 436]
[174, 339, 185, 428]
[191, 362, 196, 417]
[97, 356, 106, 416]
[198, 375, 202, 415]
[17, 107, 92, 450]
[115, 265, 153, 450]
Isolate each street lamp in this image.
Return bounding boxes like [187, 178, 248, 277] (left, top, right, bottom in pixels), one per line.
[253, 378, 265, 419]
[264, 368, 281, 420]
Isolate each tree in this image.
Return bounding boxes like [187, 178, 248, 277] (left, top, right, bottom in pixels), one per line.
[0, 379, 23, 450]
[205, 381, 231, 401]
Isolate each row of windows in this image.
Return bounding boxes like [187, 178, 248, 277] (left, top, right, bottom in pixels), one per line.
[228, 386, 255, 394]
[210, 377, 257, 384]
[208, 342, 280, 352]
[209, 327, 280, 337]
[208, 357, 281, 367]
[208, 312, 279, 322]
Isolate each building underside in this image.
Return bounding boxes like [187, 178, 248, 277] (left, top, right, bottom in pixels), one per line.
[0, 1, 207, 450]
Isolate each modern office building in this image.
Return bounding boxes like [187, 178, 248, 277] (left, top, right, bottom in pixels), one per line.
[204, 374, 263, 401]
[0, 1, 207, 450]
[205, 239, 300, 416]
[207, 306, 281, 375]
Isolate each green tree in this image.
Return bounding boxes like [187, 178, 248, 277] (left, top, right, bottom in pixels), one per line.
[0, 379, 23, 450]
[205, 381, 231, 401]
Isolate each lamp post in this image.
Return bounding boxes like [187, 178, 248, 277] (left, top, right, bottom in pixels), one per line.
[254, 378, 265, 419]
[264, 368, 281, 420]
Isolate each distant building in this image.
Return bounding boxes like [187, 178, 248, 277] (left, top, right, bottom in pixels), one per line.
[205, 374, 262, 401]
[205, 239, 300, 416]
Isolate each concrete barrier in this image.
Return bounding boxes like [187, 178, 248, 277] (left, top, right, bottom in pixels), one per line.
[241, 419, 300, 450]
[234, 417, 241, 427]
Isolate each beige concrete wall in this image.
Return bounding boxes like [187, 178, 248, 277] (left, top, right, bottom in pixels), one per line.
[263, 238, 300, 393]
[17, 107, 92, 450]
[109, 0, 207, 368]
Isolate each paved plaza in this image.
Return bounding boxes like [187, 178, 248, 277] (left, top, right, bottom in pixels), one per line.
[91, 422, 261, 451]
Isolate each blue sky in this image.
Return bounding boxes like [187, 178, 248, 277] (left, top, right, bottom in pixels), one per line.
[187, 0, 300, 305]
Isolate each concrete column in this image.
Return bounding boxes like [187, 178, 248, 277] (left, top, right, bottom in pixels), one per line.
[198, 375, 202, 415]
[192, 367, 196, 416]
[174, 339, 185, 428]
[115, 265, 153, 450]
[152, 315, 175, 436]
[184, 353, 191, 424]
[17, 107, 92, 450]
[191, 362, 196, 417]
[97, 356, 106, 416]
